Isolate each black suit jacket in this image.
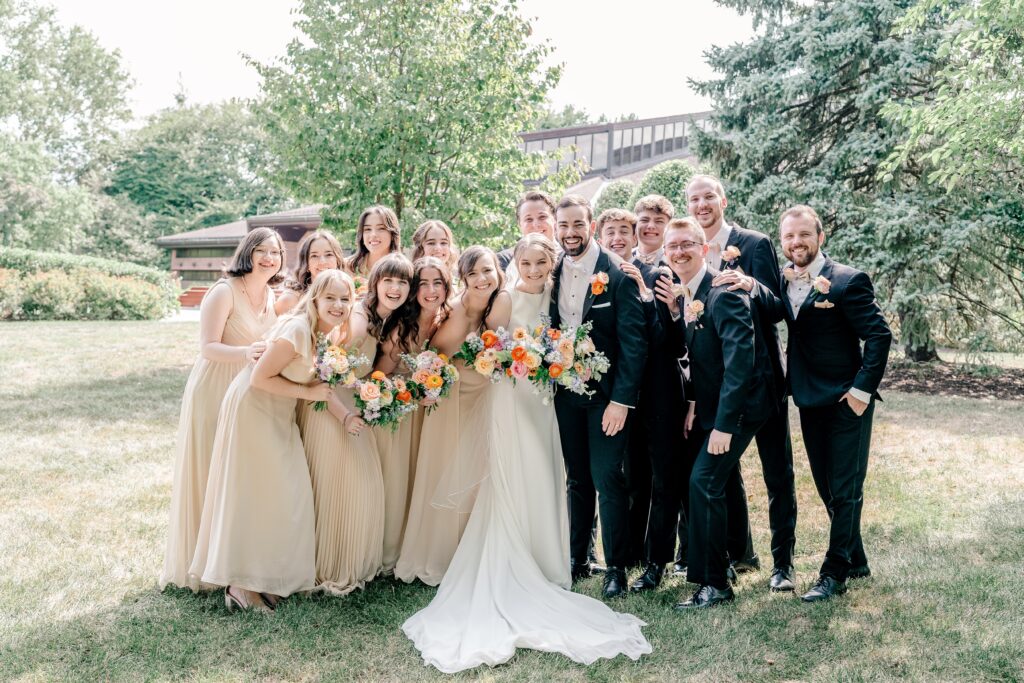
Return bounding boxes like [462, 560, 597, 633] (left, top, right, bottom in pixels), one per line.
[668, 269, 775, 434]
[634, 258, 689, 409]
[721, 223, 786, 400]
[750, 257, 892, 409]
[549, 246, 648, 407]
[496, 247, 514, 273]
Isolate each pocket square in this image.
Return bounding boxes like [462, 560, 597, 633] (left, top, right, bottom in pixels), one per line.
[592, 302, 611, 309]
[814, 300, 835, 309]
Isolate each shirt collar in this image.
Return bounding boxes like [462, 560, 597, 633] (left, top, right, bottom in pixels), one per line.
[685, 263, 708, 298]
[708, 222, 732, 249]
[795, 251, 826, 279]
[633, 245, 663, 265]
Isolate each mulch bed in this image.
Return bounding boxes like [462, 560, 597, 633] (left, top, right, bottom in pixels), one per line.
[881, 361, 1024, 401]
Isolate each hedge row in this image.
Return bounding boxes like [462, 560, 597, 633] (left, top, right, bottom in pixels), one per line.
[0, 259, 179, 321]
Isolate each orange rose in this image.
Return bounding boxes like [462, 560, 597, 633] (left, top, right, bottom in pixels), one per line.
[505, 367, 513, 377]
[426, 374, 444, 389]
[549, 363, 564, 378]
[481, 330, 499, 348]
[591, 282, 606, 296]
[511, 346, 527, 362]
[371, 370, 386, 381]
[547, 329, 561, 340]
[396, 390, 412, 403]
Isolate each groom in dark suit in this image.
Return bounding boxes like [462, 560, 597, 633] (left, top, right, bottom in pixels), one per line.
[654, 218, 776, 609]
[550, 195, 647, 599]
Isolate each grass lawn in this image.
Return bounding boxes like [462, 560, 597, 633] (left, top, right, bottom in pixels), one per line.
[2, 320, 1023, 682]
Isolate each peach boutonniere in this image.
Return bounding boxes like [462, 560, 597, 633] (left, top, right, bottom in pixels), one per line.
[723, 245, 741, 264]
[684, 300, 705, 325]
[671, 283, 690, 299]
[813, 275, 831, 295]
[590, 271, 609, 296]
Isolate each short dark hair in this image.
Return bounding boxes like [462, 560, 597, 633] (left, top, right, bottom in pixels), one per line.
[779, 204, 824, 235]
[227, 227, 286, 285]
[515, 190, 556, 220]
[555, 194, 593, 223]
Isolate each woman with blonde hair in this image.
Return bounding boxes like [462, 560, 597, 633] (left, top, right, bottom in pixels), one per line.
[189, 270, 349, 612]
[160, 227, 283, 592]
[276, 230, 344, 314]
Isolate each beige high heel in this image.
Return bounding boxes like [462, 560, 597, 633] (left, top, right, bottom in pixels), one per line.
[224, 586, 272, 613]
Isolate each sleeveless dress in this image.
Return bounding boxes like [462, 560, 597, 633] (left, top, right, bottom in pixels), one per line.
[402, 288, 651, 673]
[160, 278, 275, 591]
[297, 332, 386, 595]
[188, 316, 317, 596]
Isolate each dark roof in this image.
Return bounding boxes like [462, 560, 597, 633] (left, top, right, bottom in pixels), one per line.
[156, 205, 324, 248]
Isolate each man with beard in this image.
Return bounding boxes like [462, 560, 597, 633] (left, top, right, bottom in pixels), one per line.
[653, 218, 775, 609]
[720, 205, 891, 601]
[550, 195, 647, 599]
[687, 174, 798, 592]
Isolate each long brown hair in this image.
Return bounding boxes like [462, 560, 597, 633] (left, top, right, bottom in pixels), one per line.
[345, 205, 401, 275]
[363, 252, 415, 347]
[403, 256, 453, 351]
[411, 220, 459, 272]
[457, 246, 504, 329]
[226, 227, 286, 285]
[286, 230, 344, 293]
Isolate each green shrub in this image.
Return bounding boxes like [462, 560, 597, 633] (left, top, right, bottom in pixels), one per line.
[74, 270, 167, 320]
[0, 268, 24, 319]
[628, 159, 696, 213]
[593, 179, 637, 216]
[19, 270, 84, 320]
[0, 247, 179, 319]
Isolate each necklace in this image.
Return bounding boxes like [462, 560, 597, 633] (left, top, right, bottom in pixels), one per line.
[239, 276, 266, 317]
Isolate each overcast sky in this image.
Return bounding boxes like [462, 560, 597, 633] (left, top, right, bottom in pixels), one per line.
[47, 0, 754, 124]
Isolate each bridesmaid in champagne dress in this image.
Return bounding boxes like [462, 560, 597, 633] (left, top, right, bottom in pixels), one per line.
[297, 283, 386, 595]
[160, 228, 283, 591]
[189, 271, 342, 611]
[344, 205, 402, 294]
[393, 257, 463, 585]
[274, 230, 344, 315]
[362, 253, 417, 573]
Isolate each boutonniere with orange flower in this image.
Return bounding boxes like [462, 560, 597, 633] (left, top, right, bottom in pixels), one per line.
[813, 275, 831, 295]
[684, 300, 705, 326]
[590, 271, 609, 296]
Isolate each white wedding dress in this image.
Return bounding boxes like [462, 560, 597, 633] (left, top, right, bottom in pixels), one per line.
[402, 287, 651, 674]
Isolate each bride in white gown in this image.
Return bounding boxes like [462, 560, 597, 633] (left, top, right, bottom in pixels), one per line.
[402, 236, 651, 674]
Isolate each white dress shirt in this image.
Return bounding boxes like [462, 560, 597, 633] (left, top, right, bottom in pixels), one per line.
[557, 239, 601, 328]
[705, 222, 733, 270]
[633, 246, 663, 267]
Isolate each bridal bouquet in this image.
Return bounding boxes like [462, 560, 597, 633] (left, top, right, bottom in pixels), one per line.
[525, 317, 610, 398]
[311, 333, 369, 411]
[453, 328, 515, 383]
[401, 348, 460, 414]
[352, 371, 418, 431]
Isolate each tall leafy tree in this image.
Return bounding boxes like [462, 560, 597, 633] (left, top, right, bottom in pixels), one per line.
[0, 0, 132, 177]
[252, 0, 566, 245]
[692, 0, 1023, 358]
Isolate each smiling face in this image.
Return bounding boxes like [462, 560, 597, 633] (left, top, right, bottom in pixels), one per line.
[416, 266, 447, 312]
[251, 237, 284, 278]
[635, 210, 669, 253]
[306, 237, 340, 280]
[462, 252, 500, 297]
[687, 178, 728, 234]
[375, 273, 411, 314]
[780, 213, 825, 268]
[515, 245, 554, 289]
[315, 278, 353, 332]
[421, 225, 452, 263]
[518, 199, 555, 240]
[362, 213, 393, 258]
[598, 220, 637, 260]
[555, 205, 595, 258]
[663, 224, 708, 282]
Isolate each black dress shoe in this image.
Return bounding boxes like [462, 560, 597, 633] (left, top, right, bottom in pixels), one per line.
[848, 565, 871, 579]
[571, 561, 592, 582]
[629, 563, 664, 592]
[726, 564, 738, 585]
[800, 575, 847, 603]
[769, 566, 795, 592]
[602, 567, 628, 599]
[673, 584, 735, 610]
[672, 562, 687, 577]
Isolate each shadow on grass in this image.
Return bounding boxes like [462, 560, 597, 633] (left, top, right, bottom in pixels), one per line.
[0, 366, 190, 428]
[3, 500, 1022, 681]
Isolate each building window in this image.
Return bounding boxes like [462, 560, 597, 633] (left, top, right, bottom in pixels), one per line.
[176, 247, 235, 258]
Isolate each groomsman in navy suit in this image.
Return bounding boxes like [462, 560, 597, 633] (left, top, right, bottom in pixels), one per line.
[720, 204, 892, 602]
[497, 190, 557, 272]
[688, 175, 798, 592]
[654, 218, 777, 608]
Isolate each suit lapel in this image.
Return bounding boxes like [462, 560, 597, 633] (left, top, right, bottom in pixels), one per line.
[797, 257, 833, 318]
[581, 247, 609, 322]
[685, 270, 714, 348]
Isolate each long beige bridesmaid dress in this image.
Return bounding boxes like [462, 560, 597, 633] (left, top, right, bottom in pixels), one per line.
[296, 333, 386, 595]
[160, 278, 275, 591]
[188, 316, 317, 596]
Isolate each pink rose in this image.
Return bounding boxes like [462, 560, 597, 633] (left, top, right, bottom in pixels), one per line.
[813, 275, 831, 294]
[511, 361, 528, 379]
[359, 382, 381, 401]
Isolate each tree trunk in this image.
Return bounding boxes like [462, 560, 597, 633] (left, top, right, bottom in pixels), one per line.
[898, 304, 939, 362]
